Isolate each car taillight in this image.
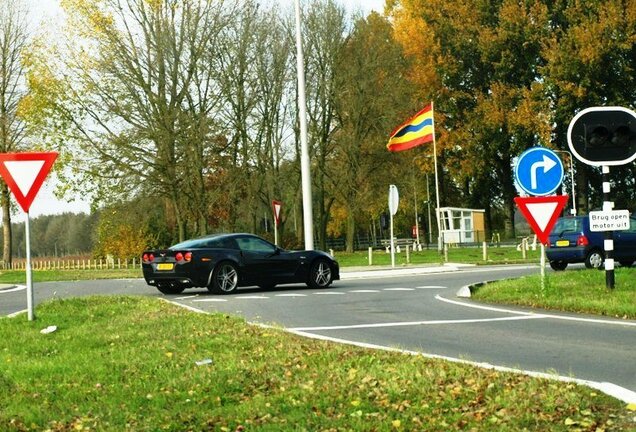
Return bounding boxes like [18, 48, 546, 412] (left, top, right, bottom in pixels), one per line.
[184, 252, 192, 262]
[577, 235, 589, 246]
[175, 252, 184, 262]
[143, 253, 154, 263]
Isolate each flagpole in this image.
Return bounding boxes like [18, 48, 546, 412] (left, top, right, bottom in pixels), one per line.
[431, 102, 443, 251]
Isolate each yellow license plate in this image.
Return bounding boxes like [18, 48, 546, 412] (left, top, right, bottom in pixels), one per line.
[157, 263, 174, 271]
[556, 240, 569, 247]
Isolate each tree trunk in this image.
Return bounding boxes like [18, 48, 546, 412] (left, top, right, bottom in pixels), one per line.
[1, 182, 11, 266]
[345, 210, 355, 253]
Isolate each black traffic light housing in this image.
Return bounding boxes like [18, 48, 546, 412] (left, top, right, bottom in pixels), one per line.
[567, 107, 636, 166]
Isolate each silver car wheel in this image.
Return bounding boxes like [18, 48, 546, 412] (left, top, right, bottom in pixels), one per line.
[311, 260, 332, 288]
[585, 251, 604, 269]
[216, 263, 238, 292]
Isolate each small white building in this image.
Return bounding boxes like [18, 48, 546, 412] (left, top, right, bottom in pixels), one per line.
[438, 207, 486, 244]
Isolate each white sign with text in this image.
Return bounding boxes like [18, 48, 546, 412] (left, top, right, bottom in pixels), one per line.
[589, 210, 630, 232]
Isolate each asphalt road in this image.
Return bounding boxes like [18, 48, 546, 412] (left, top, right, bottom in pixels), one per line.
[2, 264, 635, 401]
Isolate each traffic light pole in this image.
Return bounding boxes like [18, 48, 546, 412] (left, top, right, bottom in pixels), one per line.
[602, 166, 615, 289]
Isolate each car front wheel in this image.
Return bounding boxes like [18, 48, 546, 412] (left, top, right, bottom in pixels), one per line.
[210, 262, 239, 294]
[584, 250, 604, 269]
[307, 259, 333, 289]
[549, 261, 568, 271]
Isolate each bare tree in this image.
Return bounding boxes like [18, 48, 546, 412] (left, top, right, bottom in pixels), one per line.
[23, 0, 236, 242]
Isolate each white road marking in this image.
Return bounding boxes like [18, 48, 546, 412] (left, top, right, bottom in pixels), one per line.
[275, 293, 307, 297]
[174, 295, 199, 300]
[416, 285, 447, 289]
[192, 298, 228, 303]
[0, 285, 26, 294]
[236, 296, 269, 300]
[313, 292, 345, 295]
[289, 315, 543, 332]
[349, 290, 380, 293]
[435, 295, 636, 327]
[383, 288, 415, 291]
[7, 309, 26, 318]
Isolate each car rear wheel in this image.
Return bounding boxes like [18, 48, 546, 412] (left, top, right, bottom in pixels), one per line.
[619, 261, 634, 267]
[307, 259, 333, 289]
[209, 262, 239, 294]
[156, 283, 186, 295]
[584, 250, 604, 269]
[549, 261, 568, 271]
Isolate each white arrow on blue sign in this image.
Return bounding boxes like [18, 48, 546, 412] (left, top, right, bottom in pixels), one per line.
[514, 147, 564, 196]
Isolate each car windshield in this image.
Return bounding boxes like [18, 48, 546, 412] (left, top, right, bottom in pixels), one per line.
[551, 217, 581, 234]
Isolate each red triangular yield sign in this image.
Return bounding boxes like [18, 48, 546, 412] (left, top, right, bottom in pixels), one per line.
[272, 200, 282, 226]
[514, 195, 569, 244]
[0, 152, 58, 213]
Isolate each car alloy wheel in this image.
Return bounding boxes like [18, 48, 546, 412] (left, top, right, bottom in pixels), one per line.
[211, 262, 239, 294]
[308, 259, 333, 289]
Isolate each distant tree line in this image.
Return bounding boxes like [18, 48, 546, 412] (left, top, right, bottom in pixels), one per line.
[1, 212, 96, 259]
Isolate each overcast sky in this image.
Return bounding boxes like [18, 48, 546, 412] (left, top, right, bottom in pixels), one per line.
[20, 0, 385, 220]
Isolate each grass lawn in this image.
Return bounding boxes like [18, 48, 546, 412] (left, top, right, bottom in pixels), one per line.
[1, 296, 634, 431]
[472, 267, 636, 320]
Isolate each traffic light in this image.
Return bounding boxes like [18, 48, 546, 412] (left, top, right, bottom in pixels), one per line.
[568, 107, 636, 166]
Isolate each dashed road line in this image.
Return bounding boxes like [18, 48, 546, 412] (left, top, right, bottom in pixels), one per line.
[275, 293, 307, 297]
[193, 298, 228, 303]
[313, 292, 345, 295]
[416, 285, 447, 289]
[383, 288, 415, 291]
[349, 290, 381, 293]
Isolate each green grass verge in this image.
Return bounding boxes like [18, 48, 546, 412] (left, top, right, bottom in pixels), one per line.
[472, 268, 636, 319]
[1, 296, 634, 431]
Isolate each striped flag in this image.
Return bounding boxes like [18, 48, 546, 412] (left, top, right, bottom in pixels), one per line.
[387, 103, 435, 152]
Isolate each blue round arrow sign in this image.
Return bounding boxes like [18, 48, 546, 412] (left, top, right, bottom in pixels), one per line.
[514, 147, 564, 196]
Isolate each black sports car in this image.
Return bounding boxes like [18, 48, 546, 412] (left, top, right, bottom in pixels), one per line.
[142, 233, 340, 294]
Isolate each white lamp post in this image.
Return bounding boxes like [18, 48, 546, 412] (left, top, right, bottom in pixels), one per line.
[294, 0, 314, 250]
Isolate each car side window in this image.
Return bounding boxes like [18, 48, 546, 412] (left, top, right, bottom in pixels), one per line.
[237, 237, 276, 254]
[221, 238, 239, 249]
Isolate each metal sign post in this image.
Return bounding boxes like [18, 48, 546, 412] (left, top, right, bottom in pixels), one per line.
[25, 212, 34, 320]
[388, 185, 399, 268]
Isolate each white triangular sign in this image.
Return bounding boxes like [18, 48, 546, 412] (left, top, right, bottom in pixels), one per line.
[526, 202, 558, 231]
[4, 161, 45, 197]
[274, 203, 281, 219]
